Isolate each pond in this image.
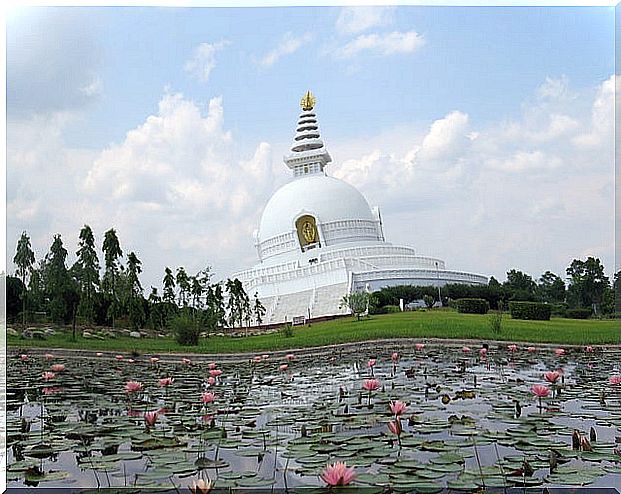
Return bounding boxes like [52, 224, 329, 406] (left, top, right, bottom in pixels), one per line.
[6, 341, 621, 492]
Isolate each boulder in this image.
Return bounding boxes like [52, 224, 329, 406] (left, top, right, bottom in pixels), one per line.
[7, 327, 18, 337]
[82, 331, 93, 339]
[21, 329, 33, 339]
[129, 331, 141, 339]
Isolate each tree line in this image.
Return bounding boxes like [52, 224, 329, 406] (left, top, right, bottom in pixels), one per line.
[372, 258, 619, 316]
[7, 227, 266, 332]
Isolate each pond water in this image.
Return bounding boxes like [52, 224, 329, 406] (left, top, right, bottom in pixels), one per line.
[6, 342, 621, 492]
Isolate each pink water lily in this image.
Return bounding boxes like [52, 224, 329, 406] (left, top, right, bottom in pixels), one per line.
[207, 377, 216, 386]
[144, 411, 158, 427]
[262, 354, 270, 360]
[43, 387, 62, 395]
[44, 353, 54, 360]
[391, 352, 399, 362]
[201, 392, 216, 404]
[253, 356, 262, 363]
[96, 352, 103, 357]
[390, 400, 407, 416]
[125, 381, 143, 393]
[42, 372, 56, 381]
[182, 358, 192, 365]
[189, 478, 212, 494]
[479, 348, 488, 357]
[388, 419, 402, 436]
[50, 364, 65, 372]
[367, 359, 376, 368]
[585, 346, 594, 353]
[508, 344, 518, 352]
[150, 357, 160, 364]
[531, 384, 550, 398]
[544, 371, 561, 384]
[415, 343, 425, 351]
[208, 362, 217, 369]
[610, 375, 621, 385]
[285, 353, 295, 361]
[115, 355, 124, 361]
[20, 354, 28, 361]
[279, 364, 288, 371]
[527, 346, 537, 353]
[362, 379, 380, 392]
[462, 346, 471, 353]
[554, 348, 566, 356]
[209, 369, 222, 378]
[320, 461, 356, 487]
[159, 377, 174, 387]
[128, 359, 135, 364]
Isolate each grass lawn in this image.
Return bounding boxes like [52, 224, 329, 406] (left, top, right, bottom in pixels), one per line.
[7, 310, 620, 355]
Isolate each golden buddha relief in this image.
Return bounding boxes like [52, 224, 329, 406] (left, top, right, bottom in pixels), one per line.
[296, 215, 319, 249]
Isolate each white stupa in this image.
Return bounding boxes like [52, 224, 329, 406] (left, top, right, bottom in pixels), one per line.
[233, 91, 487, 323]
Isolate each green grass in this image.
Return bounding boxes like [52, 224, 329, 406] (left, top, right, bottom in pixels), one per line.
[7, 310, 620, 355]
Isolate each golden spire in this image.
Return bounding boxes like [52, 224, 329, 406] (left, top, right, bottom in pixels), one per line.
[300, 90, 316, 111]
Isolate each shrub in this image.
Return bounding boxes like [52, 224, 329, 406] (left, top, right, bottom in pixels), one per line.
[455, 298, 489, 314]
[169, 311, 200, 346]
[550, 303, 568, 317]
[565, 308, 592, 319]
[384, 305, 401, 313]
[509, 301, 551, 321]
[488, 301, 505, 334]
[281, 323, 294, 338]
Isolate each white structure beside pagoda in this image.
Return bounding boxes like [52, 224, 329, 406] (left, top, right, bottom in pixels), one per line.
[233, 92, 487, 323]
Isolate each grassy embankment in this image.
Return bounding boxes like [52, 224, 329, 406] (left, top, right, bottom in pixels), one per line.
[7, 310, 620, 355]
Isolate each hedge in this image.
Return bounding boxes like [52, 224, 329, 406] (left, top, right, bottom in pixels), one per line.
[454, 298, 490, 314]
[565, 308, 592, 319]
[509, 301, 551, 321]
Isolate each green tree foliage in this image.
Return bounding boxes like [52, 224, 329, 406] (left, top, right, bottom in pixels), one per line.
[206, 283, 226, 328]
[566, 257, 609, 313]
[537, 271, 565, 304]
[102, 229, 123, 328]
[423, 294, 436, 309]
[72, 225, 100, 323]
[162, 267, 176, 304]
[176, 267, 190, 307]
[253, 292, 266, 326]
[504, 269, 537, 301]
[13, 231, 35, 327]
[170, 309, 201, 346]
[225, 278, 249, 328]
[126, 252, 145, 329]
[340, 291, 370, 320]
[6, 275, 25, 322]
[43, 234, 73, 323]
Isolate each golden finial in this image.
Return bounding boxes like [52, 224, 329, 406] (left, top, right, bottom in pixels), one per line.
[300, 90, 316, 111]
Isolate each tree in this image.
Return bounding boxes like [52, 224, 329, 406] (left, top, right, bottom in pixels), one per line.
[147, 287, 166, 330]
[253, 292, 266, 326]
[206, 283, 226, 329]
[6, 275, 25, 322]
[162, 267, 176, 304]
[13, 231, 35, 328]
[44, 234, 72, 323]
[102, 229, 123, 328]
[340, 291, 370, 320]
[126, 252, 145, 329]
[72, 225, 100, 323]
[537, 271, 565, 304]
[504, 269, 537, 301]
[566, 257, 609, 313]
[423, 294, 436, 309]
[176, 267, 190, 307]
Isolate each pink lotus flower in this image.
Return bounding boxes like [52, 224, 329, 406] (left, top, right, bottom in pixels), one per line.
[96, 352, 103, 357]
[189, 478, 212, 494]
[44, 353, 54, 360]
[508, 344, 518, 352]
[527, 346, 537, 353]
[144, 411, 158, 427]
[50, 364, 65, 372]
[128, 359, 135, 364]
[544, 371, 561, 384]
[367, 359, 376, 368]
[42, 371, 55, 381]
[610, 375, 621, 385]
[279, 364, 288, 371]
[159, 377, 174, 387]
[462, 346, 471, 353]
[391, 352, 399, 362]
[479, 348, 488, 357]
[253, 356, 262, 363]
[150, 357, 160, 364]
[285, 354, 295, 361]
[115, 355, 124, 361]
[362, 379, 380, 392]
[320, 461, 356, 487]
[415, 343, 425, 351]
[585, 346, 594, 353]
[182, 358, 192, 365]
[209, 369, 222, 378]
[388, 419, 402, 436]
[125, 381, 143, 393]
[20, 354, 28, 361]
[207, 377, 216, 386]
[201, 392, 216, 404]
[555, 348, 565, 356]
[208, 362, 217, 369]
[262, 354, 270, 360]
[531, 384, 550, 398]
[390, 400, 407, 416]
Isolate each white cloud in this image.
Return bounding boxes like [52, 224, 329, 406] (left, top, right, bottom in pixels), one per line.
[335, 6, 394, 35]
[184, 40, 229, 83]
[333, 31, 425, 59]
[256, 32, 313, 69]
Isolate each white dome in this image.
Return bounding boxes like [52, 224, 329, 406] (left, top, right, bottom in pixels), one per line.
[259, 174, 376, 242]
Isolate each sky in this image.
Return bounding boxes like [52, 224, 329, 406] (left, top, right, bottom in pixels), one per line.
[5, 4, 617, 292]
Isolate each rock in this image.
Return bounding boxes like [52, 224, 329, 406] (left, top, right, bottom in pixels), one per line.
[82, 331, 93, 339]
[32, 330, 46, 340]
[43, 328, 56, 336]
[21, 330, 33, 339]
[7, 327, 18, 336]
[129, 331, 141, 339]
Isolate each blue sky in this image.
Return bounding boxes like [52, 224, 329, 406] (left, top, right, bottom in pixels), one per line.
[6, 5, 617, 289]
